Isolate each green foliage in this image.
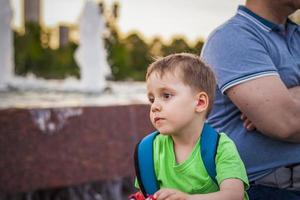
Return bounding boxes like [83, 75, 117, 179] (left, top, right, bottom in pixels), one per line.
[14, 21, 204, 81]
[105, 27, 131, 80]
[13, 2, 205, 81]
[105, 26, 205, 81]
[161, 38, 193, 56]
[105, 30, 152, 81]
[43, 43, 80, 79]
[193, 39, 204, 55]
[14, 23, 43, 76]
[123, 33, 152, 80]
[14, 23, 79, 79]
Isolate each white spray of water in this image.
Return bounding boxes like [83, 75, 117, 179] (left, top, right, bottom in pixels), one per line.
[0, 0, 14, 90]
[75, 0, 111, 92]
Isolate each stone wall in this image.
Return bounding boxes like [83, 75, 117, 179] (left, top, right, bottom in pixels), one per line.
[0, 104, 153, 197]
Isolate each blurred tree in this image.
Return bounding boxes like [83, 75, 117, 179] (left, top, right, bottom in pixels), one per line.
[123, 32, 151, 80]
[13, 3, 204, 82]
[98, 1, 104, 15]
[104, 2, 131, 81]
[112, 2, 119, 19]
[46, 42, 80, 79]
[104, 2, 151, 81]
[14, 22, 79, 79]
[161, 37, 194, 56]
[149, 37, 164, 57]
[105, 27, 131, 80]
[193, 38, 204, 55]
[14, 22, 44, 76]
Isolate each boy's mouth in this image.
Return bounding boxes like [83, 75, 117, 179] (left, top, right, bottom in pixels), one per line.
[154, 117, 164, 123]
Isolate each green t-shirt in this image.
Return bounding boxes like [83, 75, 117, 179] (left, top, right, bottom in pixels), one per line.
[136, 133, 249, 199]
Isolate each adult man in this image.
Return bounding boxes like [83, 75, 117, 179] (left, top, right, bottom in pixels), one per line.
[201, 0, 300, 199]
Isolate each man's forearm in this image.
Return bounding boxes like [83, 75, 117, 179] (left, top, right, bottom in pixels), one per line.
[282, 87, 300, 142]
[289, 86, 300, 100]
[228, 76, 300, 142]
[254, 96, 300, 143]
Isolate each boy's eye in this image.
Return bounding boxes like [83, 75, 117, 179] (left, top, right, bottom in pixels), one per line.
[163, 93, 172, 99]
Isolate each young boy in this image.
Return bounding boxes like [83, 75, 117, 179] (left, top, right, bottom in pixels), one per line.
[134, 53, 249, 200]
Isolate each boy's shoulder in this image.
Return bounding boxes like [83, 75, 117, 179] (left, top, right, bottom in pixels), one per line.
[215, 133, 249, 190]
[217, 132, 238, 151]
[215, 132, 245, 171]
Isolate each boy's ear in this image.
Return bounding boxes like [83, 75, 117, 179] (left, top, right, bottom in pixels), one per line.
[195, 92, 209, 113]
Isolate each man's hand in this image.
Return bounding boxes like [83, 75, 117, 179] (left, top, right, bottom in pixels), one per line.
[240, 113, 256, 131]
[154, 188, 190, 200]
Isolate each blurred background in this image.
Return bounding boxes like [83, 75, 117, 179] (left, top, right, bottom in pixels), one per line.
[0, 0, 299, 199]
[7, 0, 300, 82]
[9, 0, 247, 81]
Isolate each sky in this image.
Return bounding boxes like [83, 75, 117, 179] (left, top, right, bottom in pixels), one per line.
[10, 0, 245, 41]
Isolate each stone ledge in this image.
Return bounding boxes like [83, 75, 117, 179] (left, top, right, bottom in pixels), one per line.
[0, 104, 154, 193]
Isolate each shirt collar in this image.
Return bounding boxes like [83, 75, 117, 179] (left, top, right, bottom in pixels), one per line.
[237, 5, 299, 32]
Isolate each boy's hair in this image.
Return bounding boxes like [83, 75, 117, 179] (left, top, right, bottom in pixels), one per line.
[146, 53, 216, 116]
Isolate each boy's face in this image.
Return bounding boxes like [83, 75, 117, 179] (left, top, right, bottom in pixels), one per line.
[146, 71, 200, 135]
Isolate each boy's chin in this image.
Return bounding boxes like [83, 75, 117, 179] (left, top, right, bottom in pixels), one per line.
[155, 126, 174, 135]
[157, 130, 172, 135]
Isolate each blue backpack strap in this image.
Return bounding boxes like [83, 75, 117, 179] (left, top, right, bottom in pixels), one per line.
[200, 123, 220, 185]
[134, 131, 160, 197]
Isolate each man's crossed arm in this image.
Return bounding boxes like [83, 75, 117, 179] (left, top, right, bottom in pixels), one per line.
[226, 75, 300, 143]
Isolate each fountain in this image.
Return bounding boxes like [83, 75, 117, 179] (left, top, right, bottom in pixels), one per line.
[0, 0, 14, 90]
[2, 0, 111, 93]
[75, 0, 111, 92]
[0, 0, 147, 108]
[0, 1, 152, 199]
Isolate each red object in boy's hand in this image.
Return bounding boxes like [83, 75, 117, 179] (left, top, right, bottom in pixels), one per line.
[128, 192, 156, 200]
[128, 192, 145, 200]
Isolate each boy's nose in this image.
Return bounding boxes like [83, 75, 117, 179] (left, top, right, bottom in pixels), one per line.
[151, 101, 162, 112]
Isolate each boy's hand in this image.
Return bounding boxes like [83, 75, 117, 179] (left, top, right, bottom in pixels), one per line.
[154, 188, 190, 200]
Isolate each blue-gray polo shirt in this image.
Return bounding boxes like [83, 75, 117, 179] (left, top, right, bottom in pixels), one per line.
[201, 6, 300, 181]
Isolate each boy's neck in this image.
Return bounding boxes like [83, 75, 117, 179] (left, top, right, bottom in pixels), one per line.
[171, 120, 205, 164]
[171, 118, 205, 147]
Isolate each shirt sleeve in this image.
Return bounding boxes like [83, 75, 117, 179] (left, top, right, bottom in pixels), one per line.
[134, 178, 140, 189]
[201, 24, 278, 94]
[215, 133, 249, 189]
